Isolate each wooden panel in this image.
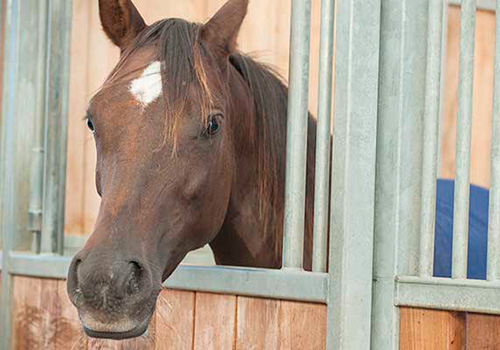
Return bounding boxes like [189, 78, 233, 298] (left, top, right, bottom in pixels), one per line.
[466, 313, 500, 349]
[278, 300, 327, 350]
[64, 0, 92, 236]
[399, 307, 465, 350]
[441, 8, 495, 188]
[193, 292, 237, 350]
[155, 289, 195, 350]
[55, 280, 87, 350]
[236, 297, 280, 349]
[12, 276, 43, 350]
[39, 279, 60, 349]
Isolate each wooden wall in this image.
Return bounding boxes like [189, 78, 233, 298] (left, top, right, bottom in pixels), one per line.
[441, 6, 495, 189]
[400, 307, 500, 349]
[10, 276, 327, 350]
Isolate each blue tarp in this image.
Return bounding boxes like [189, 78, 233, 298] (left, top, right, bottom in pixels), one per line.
[434, 179, 490, 280]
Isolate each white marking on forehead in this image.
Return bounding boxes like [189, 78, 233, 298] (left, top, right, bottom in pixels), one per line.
[129, 61, 162, 107]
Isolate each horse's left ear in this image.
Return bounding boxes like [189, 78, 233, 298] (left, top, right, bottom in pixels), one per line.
[99, 0, 147, 51]
[201, 0, 249, 60]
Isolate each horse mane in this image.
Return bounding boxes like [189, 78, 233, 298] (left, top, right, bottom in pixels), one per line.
[106, 18, 315, 265]
[228, 54, 289, 257]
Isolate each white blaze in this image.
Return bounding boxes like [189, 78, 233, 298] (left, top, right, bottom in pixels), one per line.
[129, 61, 162, 107]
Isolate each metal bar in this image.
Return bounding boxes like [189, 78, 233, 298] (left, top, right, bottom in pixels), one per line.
[448, 0, 496, 12]
[41, 0, 72, 255]
[371, 0, 431, 348]
[8, 253, 329, 303]
[452, 0, 476, 279]
[419, 0, 444, 277]
[312, 0, 335, 273]
[282, 0, 311, 270]
[396, 276, 500, 314]
[27, 0, 48, 252]
[327, 0, 381, 347]
[0, 1, 20, 348]
[488, 0, 500, 281]
[166, 266, 328, 303]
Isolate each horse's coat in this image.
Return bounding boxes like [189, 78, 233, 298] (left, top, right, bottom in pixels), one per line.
[129, 61, 162, 107]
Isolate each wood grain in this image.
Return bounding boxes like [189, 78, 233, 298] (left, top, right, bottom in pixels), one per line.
[236, 297, 280, 350]
[466, 313, 500, 349]
[154, 289, 195, 350]
[55, 280, 87, 350]
[193, 292, 237, 350]
[399, 307, 465, 350]
[12, 276, 43, 350]
[278, 300, 327, 350]
[441, 8, 495, 189]
[39, 279, 60, 349]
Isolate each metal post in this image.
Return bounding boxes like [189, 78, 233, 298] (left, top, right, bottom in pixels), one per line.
[41, 0, 72, 255]
[372, 0, 430, 348]
[327, 0, 381, 347]
[419, 0, 444, 278]
[1, 0, 19, 348]
[28, 0, 48, 253]
[282, 0, 311, 270]
[452, 0, 476, 279]
[487, 0, 500, 282]
[312, 0, 335, 273]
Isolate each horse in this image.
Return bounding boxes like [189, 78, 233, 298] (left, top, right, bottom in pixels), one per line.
[67, 0, 316, 340]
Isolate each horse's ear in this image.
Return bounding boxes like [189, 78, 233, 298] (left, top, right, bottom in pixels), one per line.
[99, 0, 146, 51]
[201, 0, 249, 60]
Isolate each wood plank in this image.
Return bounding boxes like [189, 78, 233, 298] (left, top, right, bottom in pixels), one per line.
[399, 307, 465, 350]
[64, 0, 92, 236]
[278, 300, 327, 350]
[466, 313, 500, 349]
[39, 279, 60, 349]
[155, 289, 195, 350]
[441, 8, 495, 188]
[12, 276, 43, 350]
[55, 280, 87, 350]
[236, 296, 280, 350]
[193, 292, 237, 350]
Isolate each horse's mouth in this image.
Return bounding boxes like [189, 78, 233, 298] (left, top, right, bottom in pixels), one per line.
[82, 317, 150, 340]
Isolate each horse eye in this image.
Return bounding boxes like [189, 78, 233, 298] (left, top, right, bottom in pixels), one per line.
[206, 115, 221, 136]
[87, 118, 95, 132]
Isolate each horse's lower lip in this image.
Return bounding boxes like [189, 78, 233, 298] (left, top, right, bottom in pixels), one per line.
[83, 320, 149, 340]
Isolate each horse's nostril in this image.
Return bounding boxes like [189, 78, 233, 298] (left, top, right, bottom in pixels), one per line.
[126, 261, 143, 296]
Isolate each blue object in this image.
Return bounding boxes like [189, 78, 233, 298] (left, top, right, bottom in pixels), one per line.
[434, 179, 489, 280]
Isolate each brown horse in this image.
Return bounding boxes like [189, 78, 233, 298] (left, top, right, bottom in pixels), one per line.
[67, 0, 316, 340]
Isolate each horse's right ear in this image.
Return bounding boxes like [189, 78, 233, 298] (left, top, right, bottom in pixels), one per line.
[99, 0, 146, 51]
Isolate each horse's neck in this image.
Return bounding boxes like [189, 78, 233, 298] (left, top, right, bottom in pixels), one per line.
[210, 154, 282, 268]
[209, 64, 316, 270]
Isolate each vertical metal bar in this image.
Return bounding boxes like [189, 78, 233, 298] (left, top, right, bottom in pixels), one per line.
[312, 0, 335, 273]
[28, 0, 48, 253]
[282, 0, 311, 270]
[487, 0, 500, 282]
[372, 0, 431, 348]
[41, 0, 72, 255]
[327, 0, 381, 347]
[1, 0, 19, 347]
[452, 0, 476, 279]
[419, 0, 444, 277]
